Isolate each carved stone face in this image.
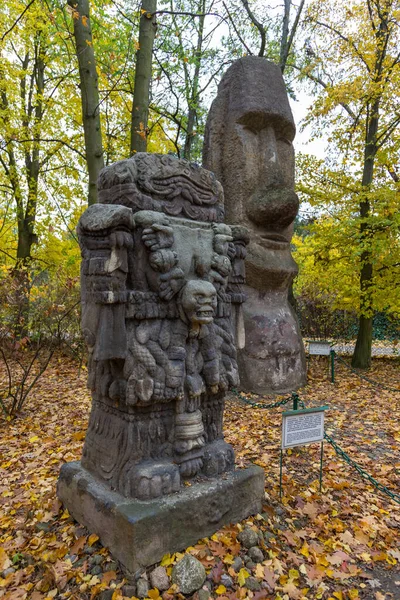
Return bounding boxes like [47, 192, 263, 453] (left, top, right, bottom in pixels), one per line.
[180, 280, 217, 325]
[236, 124, 298, 237]
[203, 57, 306, 393]
[203, 57, 299, 291]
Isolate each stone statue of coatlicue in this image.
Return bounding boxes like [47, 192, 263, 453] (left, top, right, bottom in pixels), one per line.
[58, 153, 264, 573]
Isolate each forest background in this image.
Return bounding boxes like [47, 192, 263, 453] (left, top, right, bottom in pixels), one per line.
[0, 0, 399, 414]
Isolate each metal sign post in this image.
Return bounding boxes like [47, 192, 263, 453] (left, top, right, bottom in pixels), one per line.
[279, 404, 329, 499]
[307, 340, 335, 383]
[330, 349, 335, 383]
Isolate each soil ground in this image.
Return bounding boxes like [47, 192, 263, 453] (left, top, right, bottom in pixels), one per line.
[0, 355, 399, 600]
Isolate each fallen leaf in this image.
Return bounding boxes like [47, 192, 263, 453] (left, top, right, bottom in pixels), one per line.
[237, 568, 250, 587]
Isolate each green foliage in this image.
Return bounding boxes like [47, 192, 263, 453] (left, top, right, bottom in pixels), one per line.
[0, 204, 83, 416]
[294, 0, 400, 366]
[152, 0, 226, 159]
[293, 152, 400, 318]
[1, 0, 399, 378]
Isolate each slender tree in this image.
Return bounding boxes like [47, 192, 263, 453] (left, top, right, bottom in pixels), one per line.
[223, 0, 306, 71]
[67, 0, 104, 205]
[298, 0, 400, 368]
[151, 0, 228, 160]
[0, 3, 82, 267]
[279, 0, 306, 72]
[131, 0, 157, 154]
[181, 2, 206, 159]
[0, 1, 86, 335]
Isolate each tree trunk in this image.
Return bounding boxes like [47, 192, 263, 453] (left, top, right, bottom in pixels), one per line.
[280, 0, 290, 70]
[280, 0, 305, 73]
[14, 40, 46, 335]
[183, 106, 197, 161]
[182, 4, 205, 161]
[68, 0, 104, 205]
[351, 101, 379, 369]
[352, 315, 373, 368]
[130, 0, 157, 155]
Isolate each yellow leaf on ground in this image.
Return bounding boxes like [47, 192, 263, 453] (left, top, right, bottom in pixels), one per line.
[254, 563, 264, 579]
[160, 553, 172, 567]
[215, 585, 227, 595]
[318, 555, 329, 567]
[0, 548, 11, 571]
[300, 543, 309, 558]
[88, 533, 99, 546]
[237, 568, 250, 587]
[223, 553, 234, 564]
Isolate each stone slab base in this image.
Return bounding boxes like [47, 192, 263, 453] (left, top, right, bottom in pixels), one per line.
[57, 461, 265, 574]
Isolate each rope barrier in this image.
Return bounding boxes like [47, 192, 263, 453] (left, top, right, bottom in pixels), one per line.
[324, 432, 400, 504]
[335, 354, 400, 393]
[231, 388, 296, 409]
[231, 388, 400, 505]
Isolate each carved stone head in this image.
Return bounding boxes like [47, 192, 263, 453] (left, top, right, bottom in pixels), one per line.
[98, 153, 225, 223]
[203, 57, 299, 290]
[180, 280, 218, 326]
[203, 57, 306, 393]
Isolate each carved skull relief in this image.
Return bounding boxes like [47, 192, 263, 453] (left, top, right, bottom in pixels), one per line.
[180, 280, 218, 326]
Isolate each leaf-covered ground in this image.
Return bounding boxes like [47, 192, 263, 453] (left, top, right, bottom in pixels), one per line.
[0, 356, 399, 600]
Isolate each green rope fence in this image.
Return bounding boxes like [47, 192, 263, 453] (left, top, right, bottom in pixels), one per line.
[231, 388, 400, 505]
[334, 354, 400, 393]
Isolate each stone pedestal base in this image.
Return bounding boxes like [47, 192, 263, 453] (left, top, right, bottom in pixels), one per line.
[57, 461, 265, 574]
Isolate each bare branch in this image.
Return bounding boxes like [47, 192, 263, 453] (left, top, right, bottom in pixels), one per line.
[222, 1, 252, 55]
[375, 114, 400, 149]
[1, 137, 86, 162]
[281, 0, 305, 73]
[310, 18, 371, 73]
[292, 64, 357, 121]
[366, 0, 377, 32]
[240, 0, 266, 56]
[385, 165, 399, 182]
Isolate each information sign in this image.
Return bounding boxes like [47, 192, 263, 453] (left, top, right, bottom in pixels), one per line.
[279, 404, 329, 498]
[282, 406, 328, 449]
[308, 340, 332, 356]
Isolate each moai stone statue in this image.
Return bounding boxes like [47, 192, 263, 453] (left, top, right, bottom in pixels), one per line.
[57, 153, 264, 573]
[203, 57, 307, 394]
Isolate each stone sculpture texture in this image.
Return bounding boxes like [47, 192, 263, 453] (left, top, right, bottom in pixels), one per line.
[203, 56, 307, 394]
[57, 153, 264, 573]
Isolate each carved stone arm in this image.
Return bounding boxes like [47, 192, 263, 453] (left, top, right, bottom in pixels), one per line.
[77, 204, 134, 362]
